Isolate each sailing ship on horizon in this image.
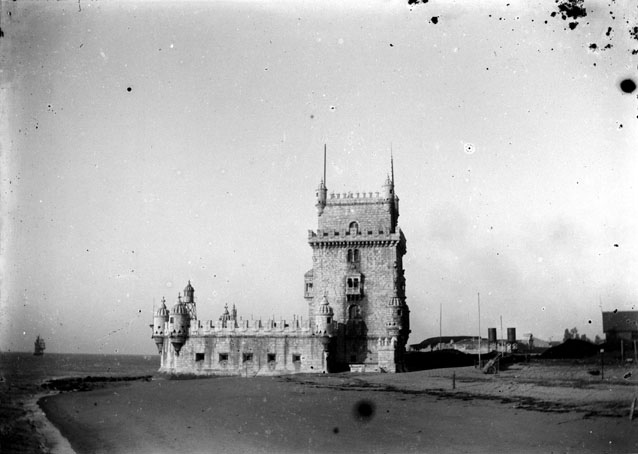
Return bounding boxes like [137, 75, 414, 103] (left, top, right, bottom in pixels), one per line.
[34, 335, 46, 356]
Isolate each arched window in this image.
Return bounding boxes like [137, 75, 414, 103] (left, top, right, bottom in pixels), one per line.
[353, 249, 360, 262]
[347, 249, 353, 262]
[349, 221, 359, 235]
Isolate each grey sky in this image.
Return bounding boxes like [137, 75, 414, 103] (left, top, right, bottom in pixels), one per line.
[1, 0, 636, 354]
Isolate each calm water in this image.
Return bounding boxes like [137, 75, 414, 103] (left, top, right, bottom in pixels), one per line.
[0, 352, 160, 387]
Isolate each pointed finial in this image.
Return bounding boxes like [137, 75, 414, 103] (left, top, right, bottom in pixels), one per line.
[390, 146, 394, 186]
[324, 143, 327, 186]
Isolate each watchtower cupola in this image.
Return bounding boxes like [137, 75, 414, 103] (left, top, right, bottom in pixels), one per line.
[315, 179, 327, 215]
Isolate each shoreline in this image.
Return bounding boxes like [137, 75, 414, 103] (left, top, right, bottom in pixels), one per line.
[35, 362, 638, 453]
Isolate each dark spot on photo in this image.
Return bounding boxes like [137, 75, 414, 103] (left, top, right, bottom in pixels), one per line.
[127, 87, 132, 92]
[431, 16, 439, 24]
[353, 400, 375, 422]
[333, 427, 339, 434]
[620, 79, 636, 94]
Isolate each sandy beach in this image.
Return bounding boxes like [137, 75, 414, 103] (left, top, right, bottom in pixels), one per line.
[38, 360, 638, 454]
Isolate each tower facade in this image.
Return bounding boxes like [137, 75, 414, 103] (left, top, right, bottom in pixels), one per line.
[305, 159, 410, 372]
[151, 152, 410, 375]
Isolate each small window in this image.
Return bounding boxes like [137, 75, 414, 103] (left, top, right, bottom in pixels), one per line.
[219, 353, 229, 362]
[292, 354, 301, 363]
[195, 353, 205, 362]
[323, 232, 328, 237]
[243, 353, 253, 363]
[267, 353, 276, 362]
[334, 231, 339, 236]
[354, 249, 359, 262]
[379, 229, 383, 234]
[367, 230, 373, 235]
[170, 317, 174, 323]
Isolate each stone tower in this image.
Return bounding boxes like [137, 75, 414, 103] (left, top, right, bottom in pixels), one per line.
[305, 153, 410, 372]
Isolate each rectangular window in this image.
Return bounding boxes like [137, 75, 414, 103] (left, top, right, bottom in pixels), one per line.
[195, 353, 205, 362]
[243, 352, 253, 363]
[219, 353, 228, 362]
[292, 354, 301, 363]
[267, 353, 276, 362]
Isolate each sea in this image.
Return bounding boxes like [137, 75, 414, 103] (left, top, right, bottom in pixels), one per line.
[0, 351, 160, 385]
[0, 352, 160, 454]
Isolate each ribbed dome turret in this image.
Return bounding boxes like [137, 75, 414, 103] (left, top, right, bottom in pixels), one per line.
[182, 280, 194, 303]
[318, 295, 333, 316]
[171, 296, 189, 315]
[156, 297, 169, 317]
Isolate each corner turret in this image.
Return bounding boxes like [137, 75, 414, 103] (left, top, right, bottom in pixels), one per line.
[169, 294, 190, 355]
[315, 144, 328, 215]
[152, 297, 170, 353]
[315, 179, 327, 215]
[314, 294, 334, 336]
[183, 281, 194, 303]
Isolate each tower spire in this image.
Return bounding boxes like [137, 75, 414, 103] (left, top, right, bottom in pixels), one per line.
[323, 143, 327, 186]
[315, 144, 328, 215]
[391, 146, 394, 186]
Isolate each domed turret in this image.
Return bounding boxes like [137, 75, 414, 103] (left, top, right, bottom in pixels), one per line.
[315, 295, 334, 337]
[386, 296, 405, 338]
[382, 174, 394, 199]
[152, 297, 170, 353]
[169, 295, 190, 355]
[183, 280, 194, 303]
[219, 303, 237, 329]
[315, 180, 327, 215]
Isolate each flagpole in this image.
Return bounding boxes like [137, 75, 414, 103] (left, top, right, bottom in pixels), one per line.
[478, 292, 482, 367]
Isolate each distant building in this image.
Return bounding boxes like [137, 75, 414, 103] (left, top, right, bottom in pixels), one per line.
[602, 311, 638, 343]
[151, 155, 410, 375]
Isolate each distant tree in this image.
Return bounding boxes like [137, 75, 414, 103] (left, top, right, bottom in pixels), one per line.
[570, 327, 579, 339]
[594, 334, 602, 344]
[563, 329, 572, 342]
[580, 333, 590, 342]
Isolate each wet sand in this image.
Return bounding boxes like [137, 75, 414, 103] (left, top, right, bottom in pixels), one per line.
[39, 363, 638, 454]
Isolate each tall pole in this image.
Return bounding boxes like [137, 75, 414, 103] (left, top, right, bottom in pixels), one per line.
[323, 144, 327, 185]
[500, 315, 503, 353]
[439, 302, 442, 351]
[478, 292, 482, 367]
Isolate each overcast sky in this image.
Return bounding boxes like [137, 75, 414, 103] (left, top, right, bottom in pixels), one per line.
[2, 0, 637, 354]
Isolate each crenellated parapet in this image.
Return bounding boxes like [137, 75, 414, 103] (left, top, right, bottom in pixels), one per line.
[154, 314, 326, 338]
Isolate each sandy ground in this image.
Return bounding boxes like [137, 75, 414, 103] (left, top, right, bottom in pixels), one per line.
[38, 361, 638, 454]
